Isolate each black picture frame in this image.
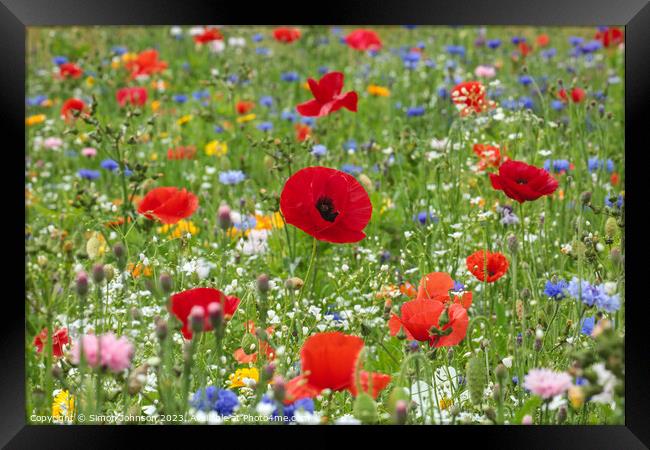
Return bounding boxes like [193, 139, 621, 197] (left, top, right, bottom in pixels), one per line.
[3, 0, 648, 447]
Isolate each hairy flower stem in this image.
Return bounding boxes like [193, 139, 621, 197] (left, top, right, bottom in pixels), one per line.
[181, 336, 197, 414]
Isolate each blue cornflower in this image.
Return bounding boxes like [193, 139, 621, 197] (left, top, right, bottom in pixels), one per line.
[100, 159, 119, 171]
[437, 86, 448, 99]
[301, 117, 315, 126]
[511, 36, 525, 45]
[605, 195, 623, 209]
[256, 47, 270, 56]
[252, 33, 264, 42]
[453, 281, 465, 292]
[544, 279, 569, 300]
[281, 71, 299, 82]
[234, 215, 257, 232]
[575, 376, 587, 386]
[257, 122, 273, 132]
[551, 100, 565, 111]
[445, 45, 465, 57]
[341, 164, 362, 175]
[406, 106, 425, 117]
[281, 111, 297, 122]
[259, 96, 273, 108]
[214, 125, 224, 133]
[311, 144, 327, 158]
[519, 75, 533, 86]
[512, 376, 519, 386]
[587, 157, 601, 172]
[78, 169, 100, 180]
[544, 159, 571, 173]
[402, 50, 421, 69]
[172, 94, 188, 104]
[219, 170, 246, 185]
[487, 39, 502, 49]
[569, 36, 584, 46]
[597, 292, 620, 313]
[343, 140, 357, 152]
[413, 211, 438, 225]
[111, 46, 127, 56]
[541, 48, 557, 59]
[580, 41, 602, 54]
[519, 97, 534, 110]
[191, 387, 239, 415]
[52, 56, 68, 65]
[261, 395, 314, 420]
[192, 90, 210, 101]
[318, 66, 329, 75]
[580, 317, 595, 335]
[26, 95, 48, 107]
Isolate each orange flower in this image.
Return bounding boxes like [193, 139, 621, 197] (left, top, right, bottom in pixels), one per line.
[473, 143, 506, 171]
[295, 124, 311, 142]
[417, 272, 473, 308]
[127, 262, 152, 278]
[233, 321, 275, 364]
[466, 250, 509, 283]
[125, 49, 168, 79]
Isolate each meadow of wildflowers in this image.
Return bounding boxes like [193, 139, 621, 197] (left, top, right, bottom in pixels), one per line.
[25, 25, 625, 425]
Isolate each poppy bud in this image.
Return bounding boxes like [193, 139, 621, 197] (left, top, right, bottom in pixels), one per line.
[159, 273, 173, 294]
[92, 263, 105, 283]
[353, 392, 379, 424]
[394, 400, 408, 425]
[520, 288, 531, 300]
[358, 174, 374, 193]
[507, 234, 519, 254]
[103, 264, 115, 282]
[263, 362, 275, 380]
[155, 318, 168, 341]
[217, 204, 232, 230]
[397, 327, 407, 341]
[51, 365, 63, 380]
[240, 333, 257, 355]
[113, 242, 125, 259]
[189, 305, 205, 333]
[285, 277, 304, 290]
[76, 271, 89, 297]
[492, 383, 501, 402]
[182, 341, 193, 363]
[272, 376, 285, 403]
[580, 191, 592, 205]
[604, 217, 617, 241]
[438, 307, 450, 327]
[207, 302, 223, 330]
[609, 247, 623, 266]
[255, 327, 268, 342]
[484, 406, 496, 423]
[522, 414, 533, 425]
[257, 273, 270, 293]
[466, 355, 486, 406]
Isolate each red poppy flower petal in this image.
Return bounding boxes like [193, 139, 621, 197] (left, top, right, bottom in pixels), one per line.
[435, 304, 469, 347]
[301, 332, 364, 391]
[417, 272, 454, 301]
[296, 99, 325, 117]
[318, 72, 344, 99]
[338, 91, 358, 112]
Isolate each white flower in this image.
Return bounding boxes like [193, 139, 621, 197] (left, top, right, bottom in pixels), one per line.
[502, 356, 513, 368]
[335, 414, 361, 425]
[294, 410, 322, 424]
[256, 402, 274, 416]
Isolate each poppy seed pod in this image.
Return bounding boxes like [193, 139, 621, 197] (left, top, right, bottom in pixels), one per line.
[208, 302, 223, 329]
[495, 363, 508, 382]
[103, 264, 115, 282]
[507, 234, 519, 254]
[113, 242, 125, 259]
[155, 318, 168, 341]
[353, 392, 379, 424]
[76, 271, 89, 297]
[580, 191, 592, 205]
[394, 400, 408, 425]
[466, 355, 486, 406]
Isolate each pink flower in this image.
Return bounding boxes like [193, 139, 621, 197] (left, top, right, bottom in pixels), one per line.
[71, 333, 134, 373]
[44, 137, 63, 149]
[474, 65, 496, 78]
[81, 147, 97, 158]
[523, 368, 572, 399]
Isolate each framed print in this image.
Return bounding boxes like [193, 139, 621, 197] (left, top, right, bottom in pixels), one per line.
[3, 0, 649, 447]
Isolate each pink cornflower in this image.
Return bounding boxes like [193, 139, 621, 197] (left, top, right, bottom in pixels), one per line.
[474, 65, 496, 78]
[81, 147, 97, 158]
[71, 333, 134, 373]
[43, 137, 63, 150]
[523, 368, 572, 399]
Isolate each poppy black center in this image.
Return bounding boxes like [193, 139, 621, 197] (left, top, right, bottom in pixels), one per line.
[315, 196, 339, 222]
[516, 178, 528, 185]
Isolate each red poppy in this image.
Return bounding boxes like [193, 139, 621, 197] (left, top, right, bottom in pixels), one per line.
[489, 160, 559, 203]
[473, 143, 506, 171]
[388, 300, 468, 348]
[60, 98, 86, 121]
[280, 166, 372, 244]
[536, 34, 550, 47]
[610, 172, 620, 186]
[59, 62, 83, 79]
[416, 272, 473, 308]
[273, 27, 301, 43]
[233, 321, 275, 364]
[137, 186, 199, 224]
[116, 87, 148, 107]
[348, 371, 392, 399]
[284, 375, 321, 404]
[466, 250, 509, 283]
[194, 27, 223, 44]
[519, 41, 532, 57]
[345, 29, 382, 51]
[300, 331, 364, 391]
[558, 87, 586, 103]
[296, 71, 358, 118]
[167, 146, 197, 160]
[451, 81, 495, 116]
[33, 327, 69, 357]
[595, 27, 624, 48]
[170, 287, 241, 339]
[125, 49, 168, 79]
[295, 124, 312, 142]
[236, 100, 255, 115]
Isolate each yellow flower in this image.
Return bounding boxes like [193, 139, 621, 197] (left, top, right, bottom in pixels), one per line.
[205, 140, 228, 157]
[150, 152, 158, 161]
[254, 212, 284, 231]
[26, 114, 46, 126]
[177, 114, 193, 126]
[52, 389, 75, 422]
[229, 367, 260, 389]
[568, 385, 585, 409]
[439, 397, 454, 410]
[111, 58, 121, 70]
[151, 100, 161, 113]
[302, 82, 311, 90]
[85, 76, 95, 87]
[380, 197, 395, 215]
[236, 113, 256, 124]
[368, 84, 390, 97]
[157, 220, 199, 239]
[122, 52, 137, 63]
[41, 99, 53, 108]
